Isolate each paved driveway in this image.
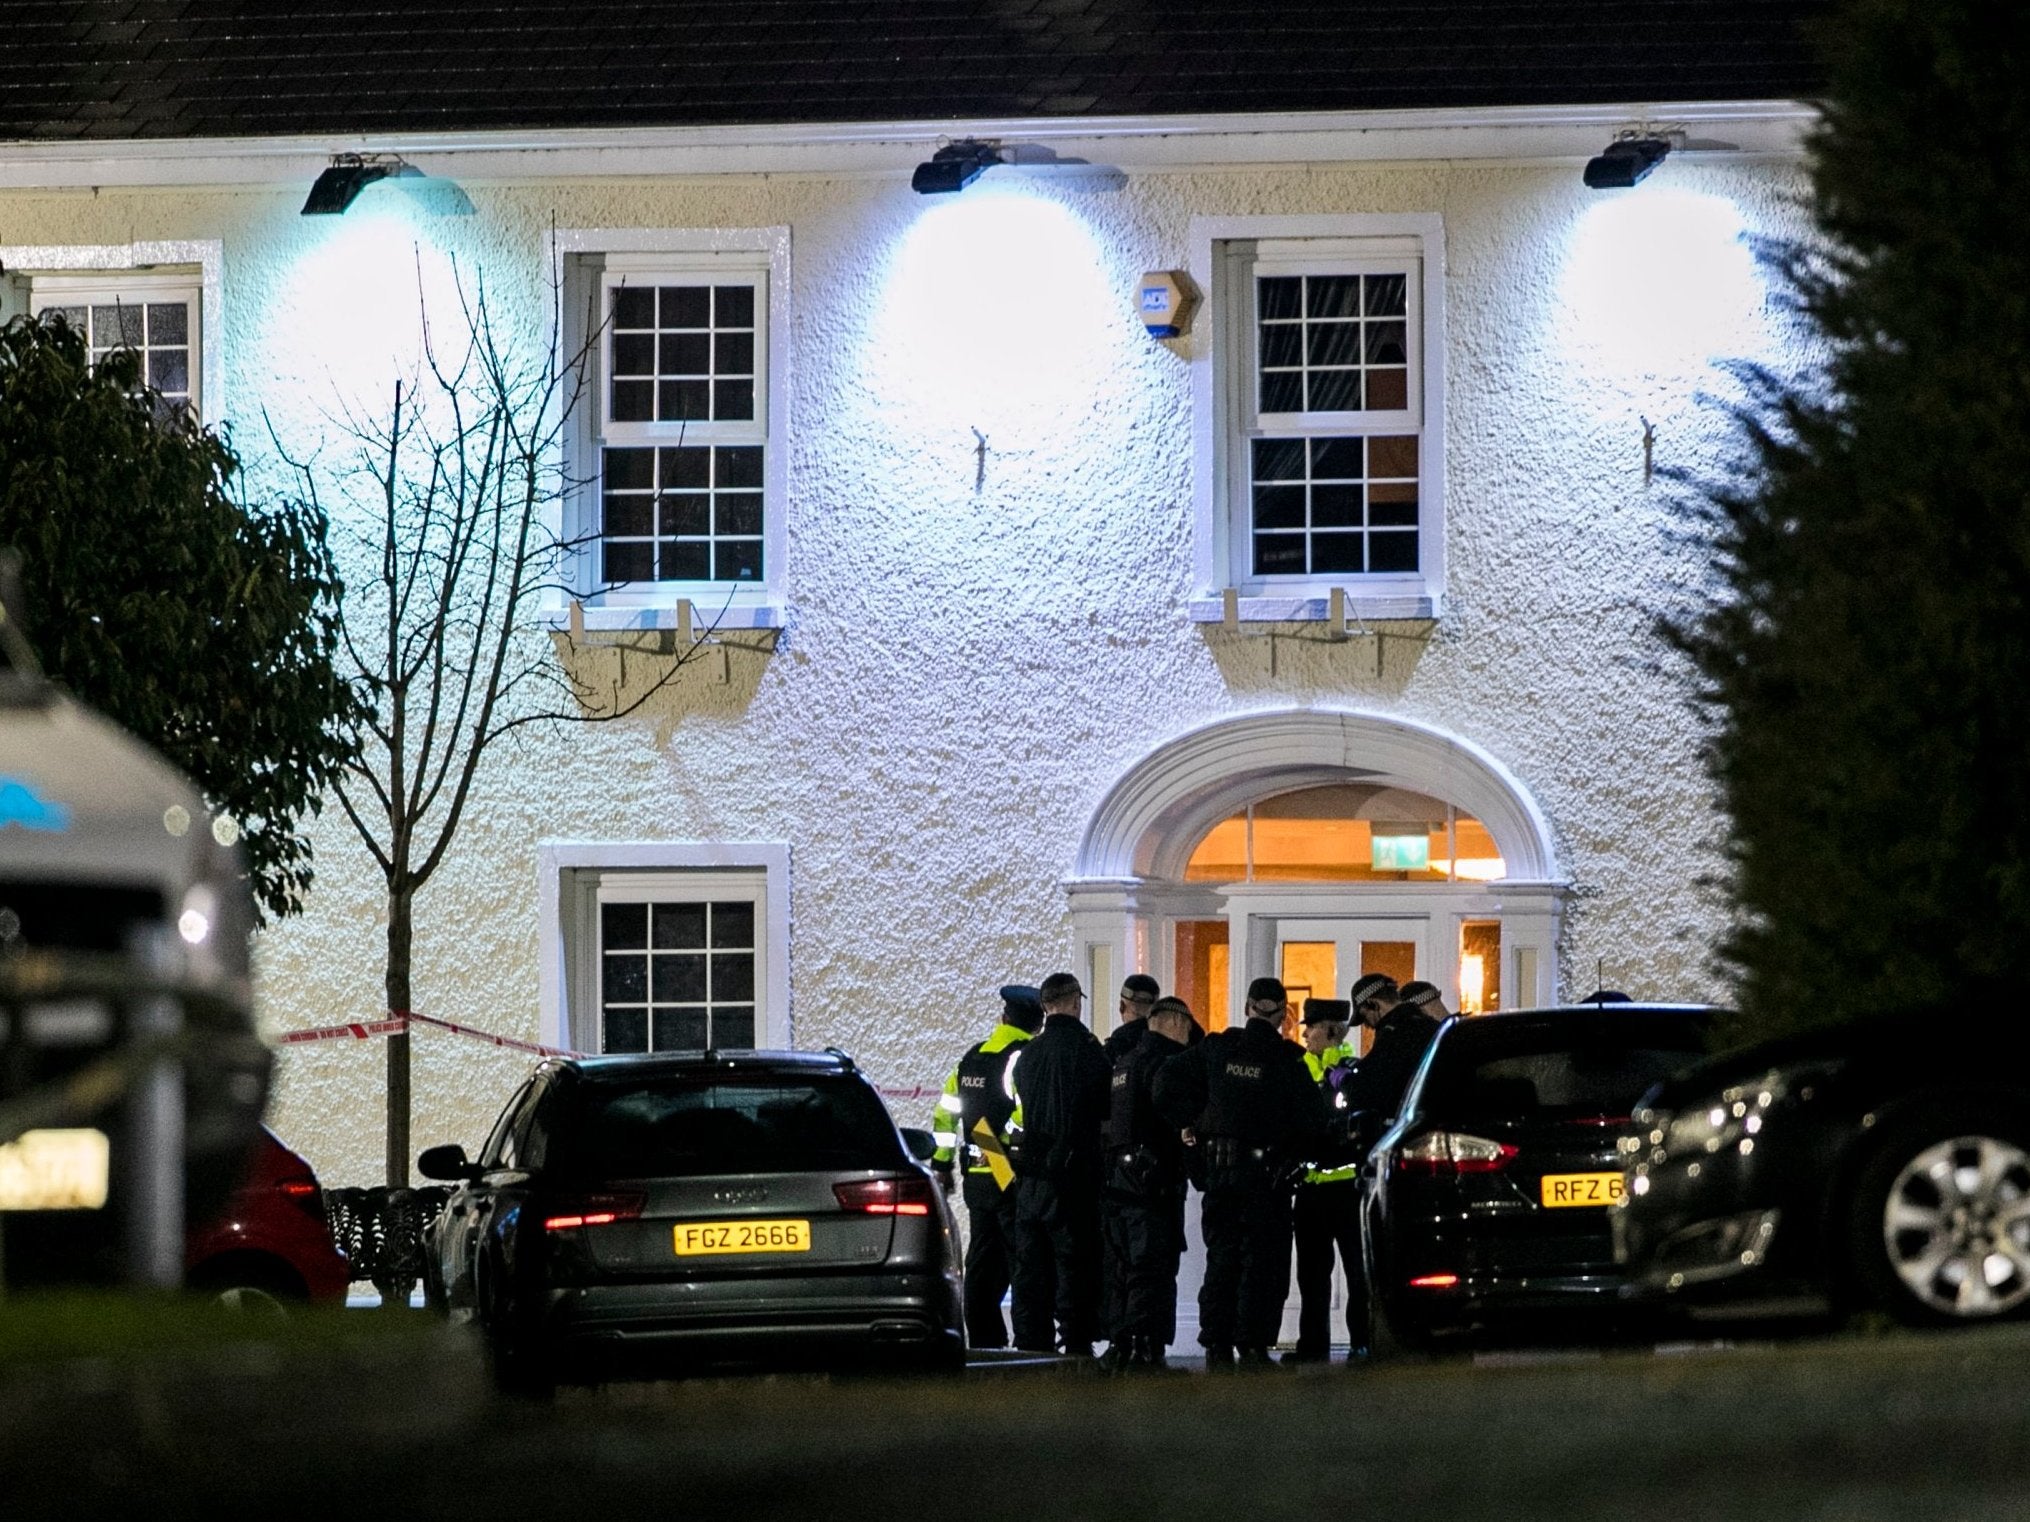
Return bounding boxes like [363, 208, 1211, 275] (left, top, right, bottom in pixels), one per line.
[6, 1313, 2029, 1520]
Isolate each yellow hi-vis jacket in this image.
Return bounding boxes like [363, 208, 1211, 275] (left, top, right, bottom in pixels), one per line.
[1303, 1043, 1360, 1185]
[930, 1022, 1032, 1179]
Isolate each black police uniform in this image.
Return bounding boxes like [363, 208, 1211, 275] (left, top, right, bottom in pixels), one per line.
[1156, 1016, 1328, 1356]
[944, 1028, 1045, 1349]
[1337, 1005, 1441, 1123]
[1008, 1013, 1113, 1353]
[1103, 1018, 1146, 1062]
[1291, 1045, 1367, 1361]
[1102, 1024, 1190, 1358]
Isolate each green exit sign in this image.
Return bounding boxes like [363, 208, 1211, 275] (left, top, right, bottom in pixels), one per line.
[1371, 833, 1430, 872]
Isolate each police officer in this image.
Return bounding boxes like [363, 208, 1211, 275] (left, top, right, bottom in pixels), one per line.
[930, 984, 1045, 1350]
[1397, 978, 1454, 1021]
[1104, 973, 1161, 1061]
[1099, 994, 1196, 1371]
[1286, 997, 1367, 1364]
[1156, 976, 1327, 1369]
[1337, 971, 1440, 1126]
[1007, 972, 1113, 1357]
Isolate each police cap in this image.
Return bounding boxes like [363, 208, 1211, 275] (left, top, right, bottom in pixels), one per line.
[1301, 997, 1352, 1026]
[1397, 980, 1443, 1008]
[1039, 971, 1084, 1004]
[1245, 976, 1287, 1006]
[1000, 984, 1044, 1029]
[1120, 973, 1160, 1005]
[1349, 972, 1399, 1008]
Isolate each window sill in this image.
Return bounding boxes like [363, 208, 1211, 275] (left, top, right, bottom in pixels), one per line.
[539, 597, 787, 633]
[1187, 592, 1441, 624]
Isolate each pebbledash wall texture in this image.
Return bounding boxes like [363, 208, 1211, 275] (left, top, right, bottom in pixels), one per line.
[1, 148, 1811, 1187]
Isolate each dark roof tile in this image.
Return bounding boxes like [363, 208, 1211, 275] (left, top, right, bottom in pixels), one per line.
[0, 1, 1832, 143]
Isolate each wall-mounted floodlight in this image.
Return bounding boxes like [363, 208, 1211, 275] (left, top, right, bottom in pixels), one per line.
[911, 139, 1004, 195]
[1583, 136, 1672, 190]
[301, 153, 421, 215]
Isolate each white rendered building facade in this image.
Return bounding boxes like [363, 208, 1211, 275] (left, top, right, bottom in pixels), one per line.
[0, 102, 1813, 1187]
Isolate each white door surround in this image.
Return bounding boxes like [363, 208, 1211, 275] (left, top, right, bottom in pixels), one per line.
[1063, 708, 1568, 1035]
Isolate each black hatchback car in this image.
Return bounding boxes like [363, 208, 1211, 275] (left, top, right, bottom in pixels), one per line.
[1361, 1005, 1714, 1350]
[421, 1049, 965, 1387]
[1615, 1015, 2030, 1328]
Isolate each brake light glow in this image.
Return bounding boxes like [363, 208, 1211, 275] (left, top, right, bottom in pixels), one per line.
[279, 1180, 318, 1197]
[833, 1176, 936, 1216]
[1409, 1273, 1461, 1289]
[1397, 1132, 1520, 1175]
[543, 1192, 646, 1232]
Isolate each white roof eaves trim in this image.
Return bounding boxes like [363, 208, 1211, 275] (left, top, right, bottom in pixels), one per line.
[0, 98, 1818, 190]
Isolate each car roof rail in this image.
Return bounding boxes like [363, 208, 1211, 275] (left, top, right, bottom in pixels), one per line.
[822, 1046, 856, 1071]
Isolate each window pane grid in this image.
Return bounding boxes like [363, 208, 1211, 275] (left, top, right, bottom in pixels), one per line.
[608, 283, 756, 426]
[1255, 272, 1409, 417]
[601, 444, 765, 585]
[1250, 435, 1419, 577]
[45, 299, 194, 411]
[600, 899, 759, 1054]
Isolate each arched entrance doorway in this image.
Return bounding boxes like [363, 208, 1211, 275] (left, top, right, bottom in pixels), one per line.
[1066, 707, 1566, 1041]
[1064, 709, 1567, 1351]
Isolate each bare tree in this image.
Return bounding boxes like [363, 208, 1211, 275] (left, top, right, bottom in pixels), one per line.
[277, 263, 720, 1184]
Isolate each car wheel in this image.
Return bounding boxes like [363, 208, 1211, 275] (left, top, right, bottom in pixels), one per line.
[1364, 1282, 1435, 1360]
[478, 1258, 555, 1399]
[188, 1258, 306, 1316]
[212, 1284, 292, 1316]
[1848, 1114, 2030, 1328]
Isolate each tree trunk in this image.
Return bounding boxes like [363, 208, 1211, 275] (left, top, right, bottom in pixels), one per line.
[385, 884, 413, 1187]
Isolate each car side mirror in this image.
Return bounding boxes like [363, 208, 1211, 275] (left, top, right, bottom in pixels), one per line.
[417, 1143, 479, 1182]
[899, 1127, 939, 1163]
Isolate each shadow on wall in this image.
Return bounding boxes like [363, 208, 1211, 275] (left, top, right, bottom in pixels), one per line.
[551, 629, 778, 743]
[1200, 618, 1435, 695]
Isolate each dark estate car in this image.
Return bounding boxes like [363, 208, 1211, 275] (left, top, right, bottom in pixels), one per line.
[1361, 1005, 1715, 1349]
[421, 1049, 965, 1387]
[1615, 1015, 2030, 1328]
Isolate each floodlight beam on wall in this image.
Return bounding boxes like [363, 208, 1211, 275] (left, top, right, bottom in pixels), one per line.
[911, 139, 1005, 195]
[1582, 134, 1674, 191]
[301, 153, 422, 215]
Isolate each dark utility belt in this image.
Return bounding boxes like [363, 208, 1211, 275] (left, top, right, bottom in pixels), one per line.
[1201, 1136, 1308, 1191]
[1105, 1143, 1180, 1197]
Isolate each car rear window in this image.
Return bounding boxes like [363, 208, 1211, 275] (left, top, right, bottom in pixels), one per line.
[557, 1076, 904, 1176]
[1418, 1021, 1709, 1121]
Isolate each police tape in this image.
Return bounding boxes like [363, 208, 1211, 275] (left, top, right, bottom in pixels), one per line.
[273, 1012, 583, 1059]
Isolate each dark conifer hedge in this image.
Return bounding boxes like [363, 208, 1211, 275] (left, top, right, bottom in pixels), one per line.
[1672, 2, 2030, 1037]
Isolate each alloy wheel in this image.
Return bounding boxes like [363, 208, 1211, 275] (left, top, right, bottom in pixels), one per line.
[1881, 1135, 2030, 1319]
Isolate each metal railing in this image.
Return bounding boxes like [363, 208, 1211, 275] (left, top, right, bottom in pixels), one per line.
[323, 1186, 453, 1307]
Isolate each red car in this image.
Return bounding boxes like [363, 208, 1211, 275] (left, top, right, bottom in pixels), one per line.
[186, 1128, 349, 1309]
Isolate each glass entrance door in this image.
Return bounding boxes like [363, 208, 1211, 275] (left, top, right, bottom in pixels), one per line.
[1275, 917, 1424, 1050]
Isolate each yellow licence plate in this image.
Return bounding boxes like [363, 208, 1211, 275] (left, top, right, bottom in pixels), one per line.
[672, 1219, 812, 1256]
[1540, 1172, 1625, 1209]
[0, 1128, 111, 1211]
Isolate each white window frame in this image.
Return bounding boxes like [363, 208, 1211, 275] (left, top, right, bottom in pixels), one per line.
[1188, 215, 1447, 622]
[538, 841, 792, 1054]
[0, 240, 224, 426]
[549, 228, 791, 633]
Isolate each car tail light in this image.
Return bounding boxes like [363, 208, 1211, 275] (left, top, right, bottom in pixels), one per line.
[543, 1192, 646, 1231]
[277, 1174, 326, 1222]
[1396, 1132, 1520, 1176]
[1408, 1273, 1461, 1290]
[834, 1176, 935, 1216]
